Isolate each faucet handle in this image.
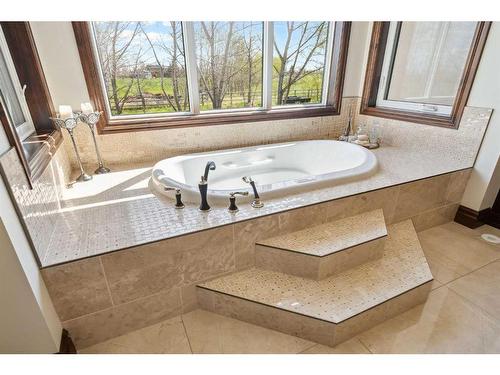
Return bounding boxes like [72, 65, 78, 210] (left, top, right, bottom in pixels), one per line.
[163, 186, 180, 193]
[230, 191, 249, 197]
[162, 186, 184, 209]
[228, 191, 249, 213]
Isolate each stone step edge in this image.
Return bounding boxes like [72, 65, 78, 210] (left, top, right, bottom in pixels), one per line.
[255, 234, 388, 258]
[196, 278, 433, 325]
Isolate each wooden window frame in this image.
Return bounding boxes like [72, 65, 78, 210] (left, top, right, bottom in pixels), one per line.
[0, 22, 62, 187]
[360, 21, 491, 129]
[72, 21, 351, 135]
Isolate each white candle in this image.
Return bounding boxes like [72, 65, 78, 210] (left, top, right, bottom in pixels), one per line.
[81, 102, 94, 115]
[59, 105, 73, 120]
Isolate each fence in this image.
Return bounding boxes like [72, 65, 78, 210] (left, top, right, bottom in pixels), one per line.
[120, 88, 322, 112]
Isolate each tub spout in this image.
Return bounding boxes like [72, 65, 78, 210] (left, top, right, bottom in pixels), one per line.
[199, 161, 216, 211]
[204, 161, 216, 180]
[242, 176, 264, 208]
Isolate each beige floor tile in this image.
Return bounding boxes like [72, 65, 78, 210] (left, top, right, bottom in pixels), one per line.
[182, 309, 314, 354]
[357, 287, 500, 353]
[431, 279, 443, 290]
[418, 222, 500, 284]
[301, 338, 370, 354]
[79, 316, 191, 354]
[448, 260, 500, 320]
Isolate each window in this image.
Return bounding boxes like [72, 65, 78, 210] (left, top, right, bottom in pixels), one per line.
[194, 22, 263, 111]
[74, 21, 350, 133]
[0, 27, 35, 141]
[0, 22, 61, 186]
[273, 22, 329, 106]
[361, 22, 490, 128]
[93, 21, 190, 116]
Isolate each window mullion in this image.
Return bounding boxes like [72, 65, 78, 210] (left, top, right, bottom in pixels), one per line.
[262, 21, 274, 110]
[182, 22, 200, 115]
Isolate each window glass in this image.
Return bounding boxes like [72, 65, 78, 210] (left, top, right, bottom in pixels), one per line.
[0, 48, 27, 128]
[93, 21, 190, 116]
[272, 21, 329, 106]
[193, 22, 263, 111]
[386, 22, 477, 106]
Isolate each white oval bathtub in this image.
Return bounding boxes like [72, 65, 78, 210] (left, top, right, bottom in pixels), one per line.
[151, 140, 378, 205]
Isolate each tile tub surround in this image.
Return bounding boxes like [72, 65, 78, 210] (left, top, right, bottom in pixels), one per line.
[38, 106, 489, 267]
[198, 220, 433, 346]
[42, 170, 467, 349]
[255, 209, 387, 279]
[62, 97, 358, 171]
[0, 146, 71, 263]
[0, 99, 488, 267]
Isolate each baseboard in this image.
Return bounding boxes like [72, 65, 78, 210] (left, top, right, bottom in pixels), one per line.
[57, 329, 77, 354]
[454, 205, 495, 229]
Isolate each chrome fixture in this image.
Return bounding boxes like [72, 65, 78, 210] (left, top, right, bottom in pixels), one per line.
[199, 161, 216, 211]
[78, 111, 110, 174]
[242, 176, 264, 208]
[163, 186, 185, 209]
[339, 104, 353, 142]
[228, 191, 249, 213]
[51, 115, 92, 183]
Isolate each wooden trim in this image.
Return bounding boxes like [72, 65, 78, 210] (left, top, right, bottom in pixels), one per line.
[0, 22, 62, 187]
[361, 22, 491, 129]
[454, 205, 491, 229]
[72, 21, 351, 134]
[0, 22, 56, 133]
[57, 329, 77, 354]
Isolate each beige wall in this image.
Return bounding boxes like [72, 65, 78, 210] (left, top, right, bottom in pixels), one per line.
[462, 22, 500, 211]
[0, 218, 59, 353]
[0, 135, 62, 352]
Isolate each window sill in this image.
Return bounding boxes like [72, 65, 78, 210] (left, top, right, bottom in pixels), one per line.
[359, 104, 460, 129]
[98, 105, 341, 134]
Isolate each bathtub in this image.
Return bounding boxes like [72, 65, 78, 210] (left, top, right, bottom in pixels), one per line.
[151, 140, 378, 205]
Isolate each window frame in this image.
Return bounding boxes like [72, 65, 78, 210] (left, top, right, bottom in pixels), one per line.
[73, 21, 350, 134]
[0, 27, 36, 141]
[361, 21, 491, 129]
[0, 22, 61, 187]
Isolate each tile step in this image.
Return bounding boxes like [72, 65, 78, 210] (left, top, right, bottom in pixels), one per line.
[255, 209, 387, 279]
[198, 220, 433, 346]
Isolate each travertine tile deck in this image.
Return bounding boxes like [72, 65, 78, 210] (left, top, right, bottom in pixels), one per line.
[199, 220, 433, 323]
[39, 106, 490, 267]
[257, 209, 386, 256]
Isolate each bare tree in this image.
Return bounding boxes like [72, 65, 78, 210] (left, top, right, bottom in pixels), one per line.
[196, 22, 263, 109]
[273, 22, 327, 104]
[94, 22, 141, 114]
[241, 22, 262, 106]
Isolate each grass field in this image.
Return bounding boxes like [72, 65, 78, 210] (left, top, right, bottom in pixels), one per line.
[111, 73, 324, 115]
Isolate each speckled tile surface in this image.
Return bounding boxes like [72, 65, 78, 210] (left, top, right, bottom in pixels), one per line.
[34, 105, 490, 267]
[258, 209, 386, 256]
[199, 220, 433, 323]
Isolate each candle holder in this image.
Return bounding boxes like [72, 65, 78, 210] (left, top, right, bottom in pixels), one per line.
[51, 116, 92, 182]
[77, 111, 110, 174]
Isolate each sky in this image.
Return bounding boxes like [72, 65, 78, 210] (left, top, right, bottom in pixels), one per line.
[94, 21, 328, 69]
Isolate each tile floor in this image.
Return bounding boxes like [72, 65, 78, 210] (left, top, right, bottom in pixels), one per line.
[79, 222, 500, 354]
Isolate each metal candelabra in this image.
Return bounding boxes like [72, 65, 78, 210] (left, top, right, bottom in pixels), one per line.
[50, 116, 92, 182]
[77, 111, 110, 174]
